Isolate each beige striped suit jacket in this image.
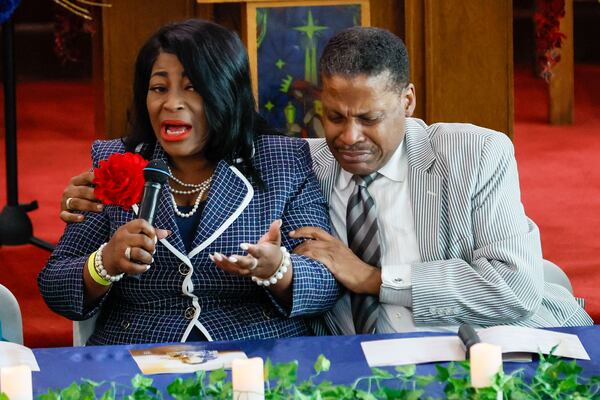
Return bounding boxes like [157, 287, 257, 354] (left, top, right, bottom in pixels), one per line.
[309, 118, 593, 329]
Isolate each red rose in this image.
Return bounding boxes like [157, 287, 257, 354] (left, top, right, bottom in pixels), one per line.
[93, 152, 149, 210]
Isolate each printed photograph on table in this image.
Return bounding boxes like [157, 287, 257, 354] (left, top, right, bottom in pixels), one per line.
[129, 344, 246, 375]
[247, 0, 370, 138]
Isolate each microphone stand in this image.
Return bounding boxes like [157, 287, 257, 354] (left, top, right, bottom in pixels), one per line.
[0, 17, 54, 251]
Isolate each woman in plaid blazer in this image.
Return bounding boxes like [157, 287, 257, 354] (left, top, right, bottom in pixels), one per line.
[38, 20, 340, 345]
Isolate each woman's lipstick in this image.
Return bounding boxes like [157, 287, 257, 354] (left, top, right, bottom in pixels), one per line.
[161, 120, 192, 142]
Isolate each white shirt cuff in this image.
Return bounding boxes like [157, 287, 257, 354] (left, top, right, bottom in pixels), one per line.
[380, 264, 412, 307]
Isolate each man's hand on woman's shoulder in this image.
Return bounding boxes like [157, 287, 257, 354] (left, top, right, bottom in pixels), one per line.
[61, 170, 103, 223]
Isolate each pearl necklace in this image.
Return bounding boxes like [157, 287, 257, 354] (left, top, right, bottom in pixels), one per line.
[168, 166, 206, 188]
[168, 167, 213, 218]
[170, 186, 204, 195]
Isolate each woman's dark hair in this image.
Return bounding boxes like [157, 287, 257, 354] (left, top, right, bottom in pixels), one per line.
[124, 19, 272, 182]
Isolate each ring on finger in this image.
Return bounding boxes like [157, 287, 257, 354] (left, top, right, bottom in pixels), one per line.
[249, 256, 258, 271]
[125, 246, 132, 261]
[65, 197, 74, 210]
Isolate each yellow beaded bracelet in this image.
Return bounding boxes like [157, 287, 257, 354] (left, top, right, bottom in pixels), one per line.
[87, 251, 111, 286]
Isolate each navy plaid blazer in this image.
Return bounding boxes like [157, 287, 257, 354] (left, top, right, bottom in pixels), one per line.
[38, 135, 341, 345]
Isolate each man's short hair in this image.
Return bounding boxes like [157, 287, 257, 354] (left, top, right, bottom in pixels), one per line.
[319, 26, 409, 91]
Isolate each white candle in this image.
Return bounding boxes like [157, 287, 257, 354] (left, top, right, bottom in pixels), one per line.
[232, 357, 265, 400]
[470, 343, 503, 389]
[0, 365, 33, 400]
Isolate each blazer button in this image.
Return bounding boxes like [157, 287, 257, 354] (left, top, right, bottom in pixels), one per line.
[184, 307, 196, 320]
[179, 263, 191, 275]
[121, 320, 131, 330]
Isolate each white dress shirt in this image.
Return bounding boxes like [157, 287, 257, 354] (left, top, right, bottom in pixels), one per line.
[329, 140, 429, 333]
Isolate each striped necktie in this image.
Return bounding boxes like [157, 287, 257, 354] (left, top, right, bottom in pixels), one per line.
[346, 173, 381, 333]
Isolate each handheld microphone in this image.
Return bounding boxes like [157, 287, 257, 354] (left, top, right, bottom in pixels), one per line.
[129, 160, 169, 280]
[139, 160, 170, 226]
[458, 324, 481, 359]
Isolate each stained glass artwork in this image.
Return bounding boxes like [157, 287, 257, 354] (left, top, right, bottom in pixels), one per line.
[256, 4, 362, 138]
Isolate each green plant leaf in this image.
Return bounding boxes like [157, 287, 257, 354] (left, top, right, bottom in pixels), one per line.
[167, 378, 186, 396]
[315, 379, 335, 393]
[36, 389, 62, 400]
[314, 354, 331, 374]
[375, 386, 407, 399]
[405, 389, 424, 400]
[60, 383, 83, 400]
[293, 386, 313, 399]
[355, 389, 378, 400]
[80, 379, 102, 387]
[131, 374, 154, 389]
[209, 368, 227, 384]
[394, 364, 416, 378]
[435, 364, 450, 381]
[79, 381, 97, 400]
[371, 368, 393, 379]
[99, 389, 116, 400]
[194, 370, 206, 382]
[415, 374, 436, 387]
[318, 384, 355, 399]
[558, 374, 578, 392]
[271, 359, 299, 387]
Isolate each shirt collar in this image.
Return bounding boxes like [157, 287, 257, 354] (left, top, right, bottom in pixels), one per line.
[338, 139, 407, 189]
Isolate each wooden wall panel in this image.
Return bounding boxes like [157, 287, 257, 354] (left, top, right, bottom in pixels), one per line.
[549, 0, 573, 124]
[404, 0, 425, 119]
[369, 0, 404, 38]
[98, 0, 195, 138]
[405, 0, 513, 137]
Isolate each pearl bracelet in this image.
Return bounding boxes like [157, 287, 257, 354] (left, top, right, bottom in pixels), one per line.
[88, 251, 110, 286]
[251, 246, 291, 287]
[94, 243, 125, 283]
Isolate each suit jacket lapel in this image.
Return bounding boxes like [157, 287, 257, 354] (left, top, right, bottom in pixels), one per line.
[405, 118, 447, 262]
[133, 155, 254, 261]
[307, 138, 339, 204]
[154, 184, 187, 253]
[189, 160, 254, 258]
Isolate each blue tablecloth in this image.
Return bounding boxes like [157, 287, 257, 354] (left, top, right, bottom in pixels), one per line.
[32, 326, 600, 396]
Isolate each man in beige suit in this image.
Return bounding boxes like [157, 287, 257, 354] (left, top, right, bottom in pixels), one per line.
[289, 27, 593, 334]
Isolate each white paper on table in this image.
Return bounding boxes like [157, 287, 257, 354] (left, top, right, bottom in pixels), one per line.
[361, 336, 466, 367]
[0, 341, 40, 371]
[477, 325, 590, 360]
[361, 325, 589, 368]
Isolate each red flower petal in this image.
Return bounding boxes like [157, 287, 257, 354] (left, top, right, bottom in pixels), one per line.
[93, 152, 149, 210]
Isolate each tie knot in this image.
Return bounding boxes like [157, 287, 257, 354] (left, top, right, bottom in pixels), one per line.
[354, 173, 378, 188]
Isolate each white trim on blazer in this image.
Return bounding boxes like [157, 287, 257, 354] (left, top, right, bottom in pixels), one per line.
[132, 166, 255, 341]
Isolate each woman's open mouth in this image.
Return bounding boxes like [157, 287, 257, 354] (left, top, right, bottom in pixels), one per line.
[161, 120, 192, 142]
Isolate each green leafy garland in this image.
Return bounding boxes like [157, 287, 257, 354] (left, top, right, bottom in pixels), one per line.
[5, 352, 600, 400]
